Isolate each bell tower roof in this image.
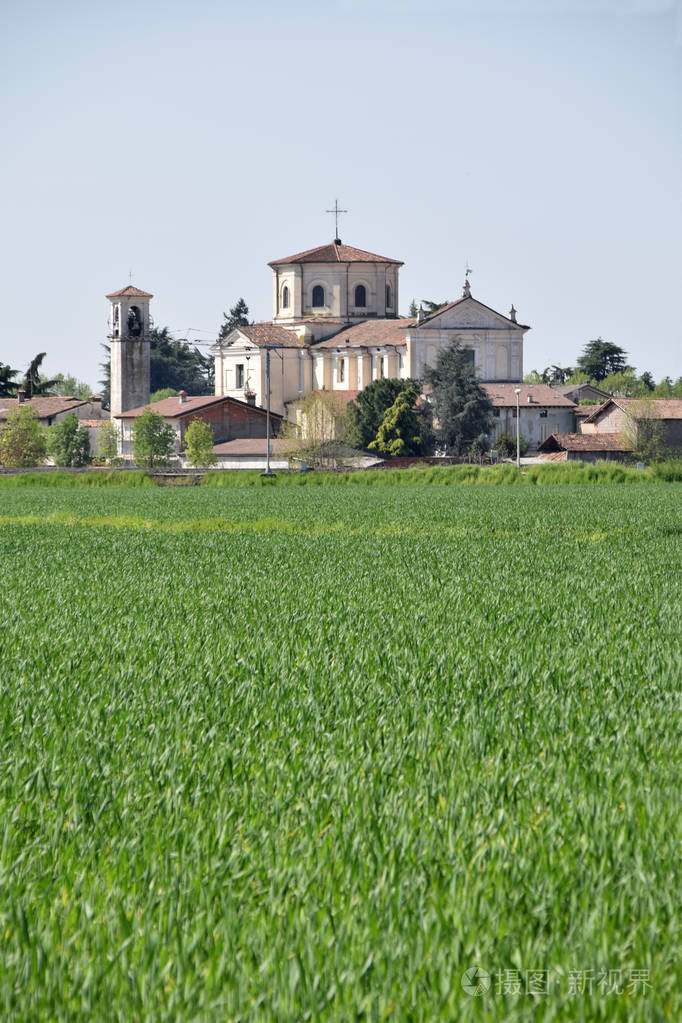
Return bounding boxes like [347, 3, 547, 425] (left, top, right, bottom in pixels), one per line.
[106, 285, 154, 299]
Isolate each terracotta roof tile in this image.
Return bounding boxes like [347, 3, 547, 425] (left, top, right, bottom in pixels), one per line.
[584, 397, 682, 422]
[235, 323, 304, 348]
[269, 241, 403, 267]
[313, 319, 411, 349]
[0, 396, 88, 421]
[105, 285, 154, 299]
[537, 432, 630, 453]
[212, 438, 288, 456]
[115, 394, 282, 420]
[483, 384, 576, 407]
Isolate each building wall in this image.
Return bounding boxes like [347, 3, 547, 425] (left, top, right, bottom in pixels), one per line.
[491, 406, 575, 449]
[273, 261, 399, 322]
[110, 339, 150, 417]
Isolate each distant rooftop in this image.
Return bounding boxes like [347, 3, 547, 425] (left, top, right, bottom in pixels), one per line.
[269, 240, 403, 267]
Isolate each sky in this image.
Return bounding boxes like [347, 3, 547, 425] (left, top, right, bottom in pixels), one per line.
[1, 0, 680, 389]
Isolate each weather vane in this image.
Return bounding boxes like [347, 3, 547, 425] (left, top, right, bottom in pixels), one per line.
[326, 199, 348, 241]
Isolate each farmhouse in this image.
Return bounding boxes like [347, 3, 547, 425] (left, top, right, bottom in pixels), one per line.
[114, 392, 282, 461]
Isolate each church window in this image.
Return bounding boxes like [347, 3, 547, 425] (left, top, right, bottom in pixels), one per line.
[354, 284, 367, 307]
[312, 285, 325, 308]
[282, 285, 290, 309]
[379, 356, 386, 379]
[463, 348, 475, 365]
[338, 358, 345, 383]
[236, 364, 244, 388]
[386, 284, 392, 309]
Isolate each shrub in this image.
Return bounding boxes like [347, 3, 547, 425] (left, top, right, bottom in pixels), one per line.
[0, 406, 47, 467]
[494, 431, 529, 458]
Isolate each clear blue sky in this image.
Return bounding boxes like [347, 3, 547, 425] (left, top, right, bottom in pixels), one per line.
[1, 0, 679, 388]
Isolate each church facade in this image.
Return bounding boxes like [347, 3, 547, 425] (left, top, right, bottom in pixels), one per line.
[210, 239, 529, 416]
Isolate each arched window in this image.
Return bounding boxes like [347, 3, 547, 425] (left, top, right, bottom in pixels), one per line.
[386, 284, 392, 309]
[282, 285, 289, 309]
[354, 284, 367, 307]
[312, 285, 325, 308]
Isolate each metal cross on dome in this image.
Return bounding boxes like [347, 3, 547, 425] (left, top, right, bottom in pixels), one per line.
[326, 199, 348, 241]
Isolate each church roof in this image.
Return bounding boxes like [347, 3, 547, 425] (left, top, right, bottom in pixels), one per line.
[268, 240, 403, 267]
[115, 393, 282, 420]
[418, 294, 529, 329]
[313, 318, 413, 349]
[106, 285, 154, 299]
[236, 323, 304, 348]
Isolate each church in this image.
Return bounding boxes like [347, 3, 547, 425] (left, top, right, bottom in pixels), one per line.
[209, 237, 529, 416]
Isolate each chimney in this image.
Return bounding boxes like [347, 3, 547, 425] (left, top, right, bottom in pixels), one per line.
[527, 394, 533, 403]
[17, 389, 26, 404]
[91, 395, 102, 405]
[178, 390, 187, 404]
[246, 392, 256, 407]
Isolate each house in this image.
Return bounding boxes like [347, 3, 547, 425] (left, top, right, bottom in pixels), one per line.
[484, 383, 576, 450]
[554, 382, 611, 405]
[114, 392, 282, 461]
[537, 432, 630, 462]
[210, 240, 529, 415]
[0, 390, 107, 428]
[581, 397, 682, 449]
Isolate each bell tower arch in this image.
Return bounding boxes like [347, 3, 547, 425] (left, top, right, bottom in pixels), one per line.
[107, 284, 153, 416]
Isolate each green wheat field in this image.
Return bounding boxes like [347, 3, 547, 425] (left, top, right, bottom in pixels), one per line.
[0, 478, 680, 1021]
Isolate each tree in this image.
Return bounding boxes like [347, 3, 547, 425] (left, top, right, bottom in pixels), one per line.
[51, 374, 93, 399]
[132, 408, 176, 467]
[46, 413, 90, 467]
[576, 338, 628, 382]
[600, 368, 642, 398]
[368, 388, 424, 456]
[541, 365, 573, 386]
[523, 369, 543, 383]
[0, 406, 47, 467]
[281, 391, 352, 468]
[345, 378, 421, 450]
[494, 430, 529, 458]
[218, 298, 250, 341]
[424, 341, 494, 454]
[184, 418, 216, 467]
[150, 388, 179, 403]
[0, 362, 19, 397]
[96, 420, 120, 465]
[150, 328, 213, 395]
[620, 398, 668, 463]
[421, 300, 449, 315]
[408, 299, 418, 318]
[639, 371, 655, 392]
[23, 353, 59, 397]
[99, 344, 111, 409]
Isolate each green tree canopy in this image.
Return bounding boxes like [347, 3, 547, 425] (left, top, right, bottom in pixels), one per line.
[46, 413, 91, 467]
[368, 388, 424, 456]
[424, 341, 494, 454]
[0, 406, 47, 467]
[345, 378, 421, 450]
[576, 338, 628, 382]
[132, 408, 176, 468]
[96, 420, 119, 465]
[0, 362, 19, 397]
[150, 328, 213, 394]
[23, 353, 59, 397]
[51, 374, 93, 399]
[218, 298, 250, 341]
[184, 418, 216, 467]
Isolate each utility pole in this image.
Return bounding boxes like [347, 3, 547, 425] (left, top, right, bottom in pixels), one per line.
[515, 387, 521, 470]
[261, 344, 282, 477]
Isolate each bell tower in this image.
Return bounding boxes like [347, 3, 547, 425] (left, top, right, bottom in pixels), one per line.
[107, 284, 153, 416]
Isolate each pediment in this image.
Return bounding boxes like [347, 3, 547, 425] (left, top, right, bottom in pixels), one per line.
[424, 297, 519, 331]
